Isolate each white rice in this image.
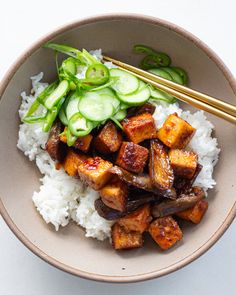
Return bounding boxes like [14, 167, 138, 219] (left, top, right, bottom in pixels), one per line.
[17, 50, 220, 240]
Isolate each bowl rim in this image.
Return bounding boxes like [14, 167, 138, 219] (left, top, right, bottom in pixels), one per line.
[0, 13, 236, 283]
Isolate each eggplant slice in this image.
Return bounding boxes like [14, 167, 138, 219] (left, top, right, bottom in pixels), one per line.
[45, 120, 67, 162]
[95, 199, 125, 220]
[109, 165, 177, 199]
[95, 193, 156, 220]
[149, 139, 174, 190]
[126, 102, 156, 117]
[110, 165, 154, 192]
[152, 186, 205, 218]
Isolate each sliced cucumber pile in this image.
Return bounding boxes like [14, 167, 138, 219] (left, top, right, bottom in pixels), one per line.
[23, 42, 188, 144]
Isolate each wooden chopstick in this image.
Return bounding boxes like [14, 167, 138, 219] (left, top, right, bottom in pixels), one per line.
[103, 55, 236, 125]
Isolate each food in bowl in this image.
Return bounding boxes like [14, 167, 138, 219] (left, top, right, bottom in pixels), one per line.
[17, 43, 220, 251]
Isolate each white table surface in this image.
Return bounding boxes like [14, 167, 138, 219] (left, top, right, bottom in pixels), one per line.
[1, 0, 235, 294]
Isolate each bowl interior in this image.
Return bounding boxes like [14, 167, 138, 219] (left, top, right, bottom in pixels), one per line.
[0, 15, 236, 282]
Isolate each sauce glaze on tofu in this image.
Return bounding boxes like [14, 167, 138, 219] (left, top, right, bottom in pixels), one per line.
[99, 176, 128, 212]
[169, 149, 198, 179]
[94, 121, 122, 154]
[112, 223, 143, 250]
[148, 216, 183, 250]
[77, 157, 113, 190]
[122, 113, 157, 144]
[158, 113, 196, 149]
[116, 142, 149, 173]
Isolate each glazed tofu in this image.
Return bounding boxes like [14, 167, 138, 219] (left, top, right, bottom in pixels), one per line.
[122, 113, 157, 144]
[118, 205, 151, 233]
[169, 149, 198, 179]
[176, 199, 208, 224]
[158, 113, 196, 149]
[99, 177, 128, 212]
[77, 157, 113, 190]
[116, 142, 149, 173]
[94, 121, 122, 154]
[74, 134, 93, 153]
[148, 216, 183, 250]
[60, 127, 93, 153]
[111, 223, 143, 250]
[63, 149, 88, 177]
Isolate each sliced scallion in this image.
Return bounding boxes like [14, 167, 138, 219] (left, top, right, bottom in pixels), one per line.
[44, 80, 69, 110]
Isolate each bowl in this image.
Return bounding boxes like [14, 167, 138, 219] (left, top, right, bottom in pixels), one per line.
[0, 14, 236, 283]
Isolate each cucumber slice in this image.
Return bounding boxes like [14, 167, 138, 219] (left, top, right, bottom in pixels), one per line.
[100, 94, 120, 112]
[172, 67, 188, 85]
[148, 68, 173, 80]
[150, 87, 177, 103]
[148, 69, 178, 102]
[66, 96, 80, 120]
[150, 87, 169, 100]
[161, 67, 184, 85]
[79, 92, 114, 121]
[110, 68, 140, 95]
[117, 81, 150, 106]
[59, 107, 68, 125]
[44, 80, 69, 110]
[95, 87, 116, 97]
[93, 87, 120, 112]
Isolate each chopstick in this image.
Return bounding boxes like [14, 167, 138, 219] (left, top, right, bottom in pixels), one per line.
[103, 55, 236, 125]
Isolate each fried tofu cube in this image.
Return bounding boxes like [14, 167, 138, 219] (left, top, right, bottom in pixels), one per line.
[118, 205, 151, 233]
[116, 142, 149, 173]
[169, 149, 198, 179]
[74, 134, 93, 153]
[60, 127, 93, 153]
[158, 113, 196, 149]
[99, 177, 128, 212]
[63, 149, 88, 177]
[148, 216, 183, 250]
[176, 199, 208, 224]
[111, 223, 143, 250]
[94, 121, 122, 154]
[122, 113, 157, 144]
[77, 157, 113, 190]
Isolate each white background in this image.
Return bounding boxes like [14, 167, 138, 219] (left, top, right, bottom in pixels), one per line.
[1, 0, 236, 294]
